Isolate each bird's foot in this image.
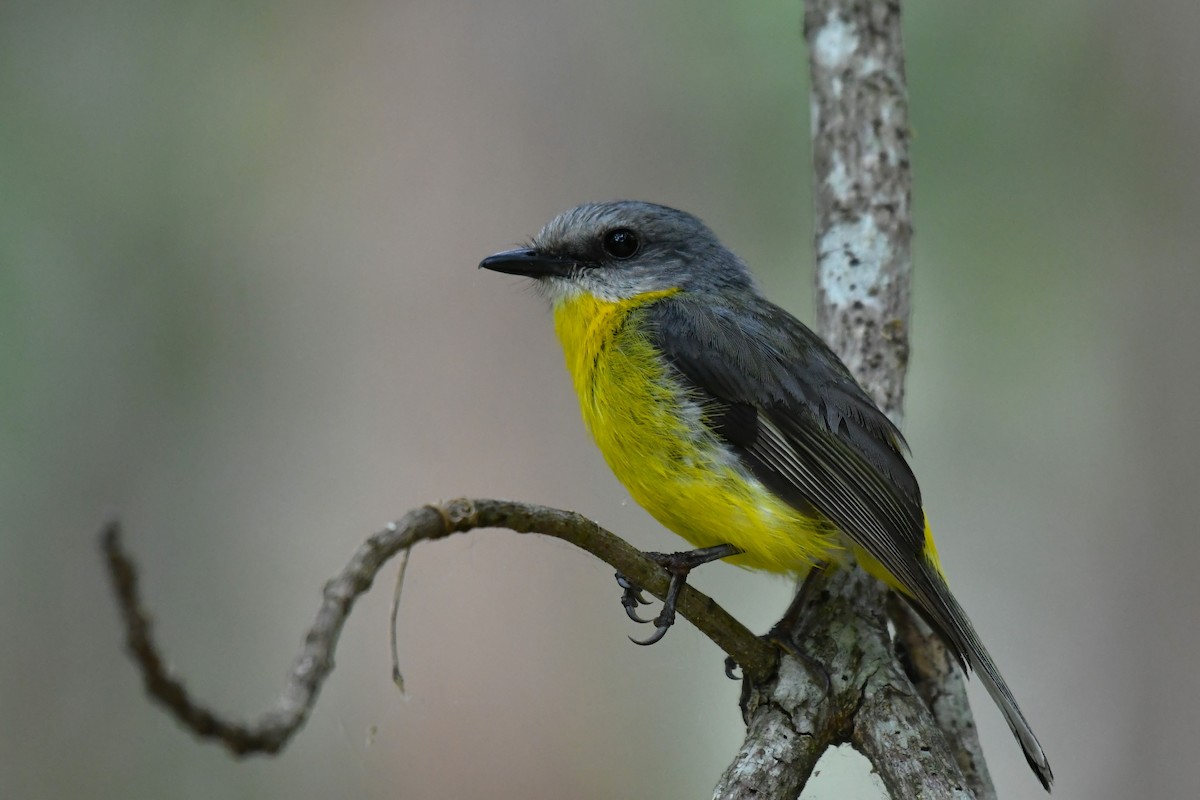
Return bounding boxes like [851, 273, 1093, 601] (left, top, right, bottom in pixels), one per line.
[721, 627, 831, 723]
[614, 544, 739, 646]
[764, 622, 832, 699]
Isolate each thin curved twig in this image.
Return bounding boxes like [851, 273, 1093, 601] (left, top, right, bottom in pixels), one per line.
[100, 498, 777, 757]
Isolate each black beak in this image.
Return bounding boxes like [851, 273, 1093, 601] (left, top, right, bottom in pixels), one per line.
[478, 248, 575, 278]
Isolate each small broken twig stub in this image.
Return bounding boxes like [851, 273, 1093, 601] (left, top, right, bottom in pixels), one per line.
[101, 499, 776, 757]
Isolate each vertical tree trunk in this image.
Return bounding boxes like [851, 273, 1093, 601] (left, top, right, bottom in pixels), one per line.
[713, 2, 995, 797]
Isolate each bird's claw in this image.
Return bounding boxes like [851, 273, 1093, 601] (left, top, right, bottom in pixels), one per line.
[629, 621, 671, 646]
[617, 572, 655, 623]
[612, 544, 740, 646]
[629, 601, 677, 646]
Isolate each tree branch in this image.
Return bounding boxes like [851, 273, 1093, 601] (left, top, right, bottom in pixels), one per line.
[714, 1, 993, 797]
[714, 569, 972, 800]
[101, 499, 776, 757]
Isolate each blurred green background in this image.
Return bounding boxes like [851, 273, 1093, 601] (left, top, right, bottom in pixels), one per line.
[3, 1, 1198, 798]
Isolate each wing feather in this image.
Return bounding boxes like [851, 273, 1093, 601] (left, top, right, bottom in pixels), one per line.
[649, 297, 923, 536]
[648, 297, 950, 624]
[646, 294, 1052, 787]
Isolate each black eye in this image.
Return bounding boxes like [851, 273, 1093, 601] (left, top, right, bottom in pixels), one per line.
[602, 228, 640, 260]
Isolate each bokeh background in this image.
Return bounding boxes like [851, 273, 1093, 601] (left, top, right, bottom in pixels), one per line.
[4, 1, 1198, 798]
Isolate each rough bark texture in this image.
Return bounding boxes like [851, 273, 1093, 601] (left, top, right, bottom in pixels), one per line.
[713, 571, 972, 800]
[714, 2, 994, 798]
[808, 0, 912, 422]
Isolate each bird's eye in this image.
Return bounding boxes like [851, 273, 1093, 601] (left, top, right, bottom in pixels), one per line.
[602, 228, 640, 260]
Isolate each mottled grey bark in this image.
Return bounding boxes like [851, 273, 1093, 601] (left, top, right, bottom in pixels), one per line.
[714, 1, 994, 798]
[714, 570, 973, 800]
[808, 0, 912, 422]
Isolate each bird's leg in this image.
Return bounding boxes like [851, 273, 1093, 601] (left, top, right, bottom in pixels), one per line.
[765, 565, 832, 697]
[614, 544, 740, 646]
[772, 563, 828, 636]
[721, 566, 833, 721]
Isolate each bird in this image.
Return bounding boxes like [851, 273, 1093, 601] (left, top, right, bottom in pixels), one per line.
[479, 200, 1052, 790]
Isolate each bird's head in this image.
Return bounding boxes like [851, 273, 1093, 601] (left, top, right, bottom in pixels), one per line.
[479, 201, 756, 304]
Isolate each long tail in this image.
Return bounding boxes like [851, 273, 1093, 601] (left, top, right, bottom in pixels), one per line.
[912, 564, 1054, 791]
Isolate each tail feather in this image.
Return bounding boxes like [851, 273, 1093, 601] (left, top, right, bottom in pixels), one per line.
[967, 613, 1054, 791]
[911, 566, 1054, 791]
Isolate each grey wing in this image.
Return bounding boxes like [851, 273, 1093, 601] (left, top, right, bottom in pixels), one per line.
[646, 296, 936, 605]
[647, 297, 1055, 788]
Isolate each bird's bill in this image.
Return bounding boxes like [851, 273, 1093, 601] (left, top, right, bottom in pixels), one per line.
[478, 248, 575, 278]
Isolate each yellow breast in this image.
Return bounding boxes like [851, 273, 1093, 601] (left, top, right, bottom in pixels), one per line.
[551, 290, 841, 574]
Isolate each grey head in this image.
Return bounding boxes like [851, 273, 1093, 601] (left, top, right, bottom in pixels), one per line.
[479, 201, 758, 303]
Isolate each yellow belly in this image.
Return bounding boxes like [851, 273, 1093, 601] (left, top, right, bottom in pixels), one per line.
[553, 291, 843, 574]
